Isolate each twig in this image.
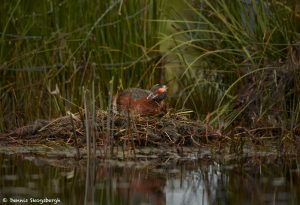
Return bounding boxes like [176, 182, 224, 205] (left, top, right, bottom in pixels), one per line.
[69, 112, 81, 159]
[107, 77, 114, 157]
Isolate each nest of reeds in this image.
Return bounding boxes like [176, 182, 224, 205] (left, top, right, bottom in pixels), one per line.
[1, 110, 222, 147]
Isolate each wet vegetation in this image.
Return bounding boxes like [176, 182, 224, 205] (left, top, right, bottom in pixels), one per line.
[1, 0, 300, 151]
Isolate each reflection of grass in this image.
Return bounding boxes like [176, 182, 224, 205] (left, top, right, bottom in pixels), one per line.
[0, 0, 165, 131]
[1, 148, 300, 204]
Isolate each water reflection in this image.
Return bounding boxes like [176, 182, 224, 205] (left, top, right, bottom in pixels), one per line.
[0, 154, 300, 205]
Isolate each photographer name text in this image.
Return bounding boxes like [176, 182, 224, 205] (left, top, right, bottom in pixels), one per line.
[2, 197, 61, 204]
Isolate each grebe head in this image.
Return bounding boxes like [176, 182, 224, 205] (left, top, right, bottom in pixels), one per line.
[147, 84, 168, 102]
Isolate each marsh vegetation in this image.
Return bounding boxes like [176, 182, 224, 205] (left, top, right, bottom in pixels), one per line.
[1, 1, 300, 204]
[1, 1, 300, 147]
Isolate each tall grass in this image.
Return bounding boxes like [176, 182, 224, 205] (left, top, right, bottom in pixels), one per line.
[162, 0, 300, 135]
[1, 0, 300, 138]
[0, 0, 166, 131]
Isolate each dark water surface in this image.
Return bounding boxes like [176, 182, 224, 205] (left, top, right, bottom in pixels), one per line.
[0, 148, 300, 205]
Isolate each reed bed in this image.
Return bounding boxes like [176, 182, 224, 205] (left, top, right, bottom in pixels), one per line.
[0, 0, 166, 131]
[161, 0, 300, 138]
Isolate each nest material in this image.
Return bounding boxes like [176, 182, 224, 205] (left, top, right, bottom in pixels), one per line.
[1, 110, 221, 147]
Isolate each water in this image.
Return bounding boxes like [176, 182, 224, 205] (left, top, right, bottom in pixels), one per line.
[0, 151, 300, 205]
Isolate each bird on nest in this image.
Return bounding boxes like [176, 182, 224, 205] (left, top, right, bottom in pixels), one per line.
[113, 84, 168, 116]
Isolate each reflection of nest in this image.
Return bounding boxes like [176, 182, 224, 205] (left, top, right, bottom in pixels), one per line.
[1, 110, 222, 147]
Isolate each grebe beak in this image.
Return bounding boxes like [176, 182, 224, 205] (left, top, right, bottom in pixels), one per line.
[147, 85, 168, 100]
[158, 85, 168, 93]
